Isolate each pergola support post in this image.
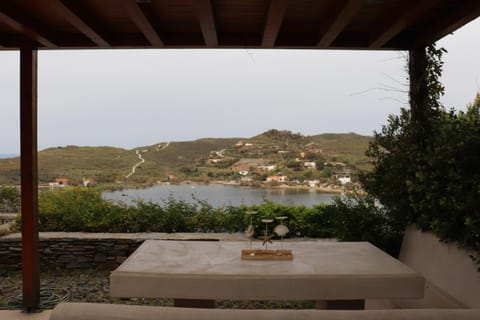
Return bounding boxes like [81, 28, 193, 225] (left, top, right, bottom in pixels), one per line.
[408, 47, 428, 133]
[20, 46, 40, 311]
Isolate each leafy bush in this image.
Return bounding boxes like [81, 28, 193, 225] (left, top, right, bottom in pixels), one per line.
[324, 195, 402, 256]
[410, 101, 480, 253]
[361, 44, 480, 266]
[10, 187, 401, 255]
[0, 186, 20, 213]
[363, 96, 480, 259]
[37, 187, 111, 232]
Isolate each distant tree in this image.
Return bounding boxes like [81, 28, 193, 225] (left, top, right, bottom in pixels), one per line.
[286, 160, 302, 170]
[179, 167, 193, 175]
[315, 160, 325, 170]
[303, 170, 314, 180]
[322, 167, 332, 178]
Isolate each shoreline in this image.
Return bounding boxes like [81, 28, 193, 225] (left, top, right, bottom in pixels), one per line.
[105, 180, 349, 195]
[27, 180, 358, 195]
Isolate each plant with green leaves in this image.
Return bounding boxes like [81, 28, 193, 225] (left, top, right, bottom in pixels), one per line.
[361, 43, 480, 267]
[0, 186, 20, 213]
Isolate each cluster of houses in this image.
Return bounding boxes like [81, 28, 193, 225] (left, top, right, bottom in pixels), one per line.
[236, 162, 353, 187]
[48, 177, 96, 189]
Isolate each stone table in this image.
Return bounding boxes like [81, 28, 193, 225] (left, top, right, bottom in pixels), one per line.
[110, 240, 424, 309]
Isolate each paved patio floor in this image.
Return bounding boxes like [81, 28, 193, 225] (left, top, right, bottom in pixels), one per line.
[0, 310, 51, 320]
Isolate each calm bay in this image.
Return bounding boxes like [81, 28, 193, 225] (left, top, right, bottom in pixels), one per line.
[102, 184, 338, 208]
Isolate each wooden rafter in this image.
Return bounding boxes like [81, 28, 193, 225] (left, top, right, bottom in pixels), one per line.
[415, 0, 480, 47]
[121, 0, 163, 47]
[52, 0, 110, 47]
[369, 0, 436, 49]
[0, 3, 56, 47]
[194, 0, 218, 47]
[262, 0, 289, 47]
[317, 0, 364, 48]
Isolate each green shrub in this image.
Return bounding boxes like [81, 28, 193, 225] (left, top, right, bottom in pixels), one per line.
[38, 187, 110, 232]
[10, 188, 399, 256]
[325, 195, 402, 256]
[0, 186, 20, 213]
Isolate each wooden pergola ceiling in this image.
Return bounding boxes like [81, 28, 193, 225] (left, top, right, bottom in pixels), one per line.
[0, 0, 479, 51]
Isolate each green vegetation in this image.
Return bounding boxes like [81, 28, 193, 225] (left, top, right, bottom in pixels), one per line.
[8, 187, 395, 255]
[361, 45, 480, 267]
[0, 186, 20, 213]
[310, 133, 372, 171]
[0, 146, 137, 185]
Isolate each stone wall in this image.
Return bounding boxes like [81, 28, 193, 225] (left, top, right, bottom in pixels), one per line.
[0, 232, 244, 271]
[0, 237, 143, 270]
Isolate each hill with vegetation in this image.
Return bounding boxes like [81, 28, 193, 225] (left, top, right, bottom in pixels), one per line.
[0, 146, 138, 185]
[310, 133, 373, 170]
[0, 131, 372, 186]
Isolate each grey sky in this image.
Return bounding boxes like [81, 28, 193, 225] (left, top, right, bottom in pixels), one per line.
[1, 18, 479, 154]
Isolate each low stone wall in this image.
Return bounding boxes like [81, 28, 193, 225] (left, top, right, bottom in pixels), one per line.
[0, 236, 143, 270]
[0, 232, 245, 270]
[0, 213, 16, 225]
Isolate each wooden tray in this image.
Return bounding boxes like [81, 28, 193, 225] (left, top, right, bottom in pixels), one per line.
[241, 249, 293, 260]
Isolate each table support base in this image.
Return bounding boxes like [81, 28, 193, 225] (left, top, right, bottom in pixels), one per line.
[173, 299, 215, 308]
[316, 299, 365, 310]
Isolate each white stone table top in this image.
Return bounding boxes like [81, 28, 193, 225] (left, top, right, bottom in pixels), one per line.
[110, 240, 425, 300]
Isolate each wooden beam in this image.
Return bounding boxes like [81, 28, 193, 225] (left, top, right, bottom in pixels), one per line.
[415, 0, 480, 47]
[52, 0, 110, 47]
[0, 3, 56, 47]
[20, 46, 40, 312]
[121, 0, 163, 47]
[317, 0, 364, 48]
[369, 0, 436, 49]
[262, 0, 288, 47]
[194, 0, 218, 47]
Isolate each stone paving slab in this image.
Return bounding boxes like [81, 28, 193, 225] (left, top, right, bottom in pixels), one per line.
[0, 310, 51, 320]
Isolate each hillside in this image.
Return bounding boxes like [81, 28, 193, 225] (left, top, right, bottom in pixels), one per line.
[0, 146, 137, 185]
[131, 138, 240, 183]
[0, 131, 372, 186]
[310, 133, 372, 170]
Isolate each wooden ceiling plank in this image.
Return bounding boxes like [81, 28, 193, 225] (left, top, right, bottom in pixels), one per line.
[317, 0, 365, 48]
[121, 0, 163, 47]
[415, 0, 480, 47]
[0, 3, 56, 47]
[52, 0, 110, 47]
[194, 0, 218, 47]
[262, 0, 289, 47]
[369, 0, 437, 49]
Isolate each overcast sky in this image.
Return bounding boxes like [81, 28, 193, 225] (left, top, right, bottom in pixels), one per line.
[1, 18, 479, 154]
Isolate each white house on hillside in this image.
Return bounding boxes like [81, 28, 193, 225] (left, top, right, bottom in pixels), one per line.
[304, 162, 316, 169]
[266, 175, 287, 183]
